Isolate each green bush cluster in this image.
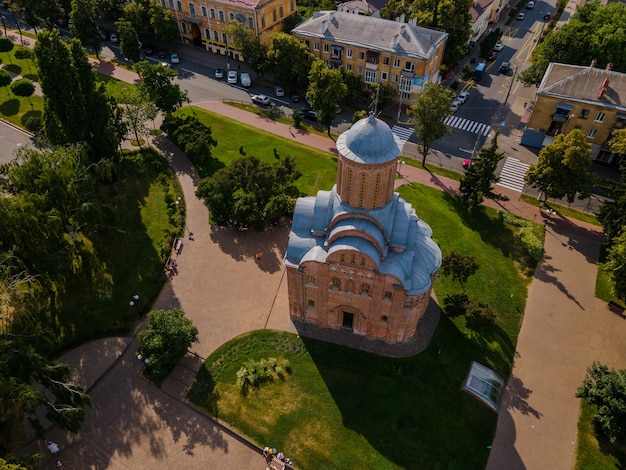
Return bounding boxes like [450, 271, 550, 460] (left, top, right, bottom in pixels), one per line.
[236, 357, 291, 392]
[161, 115, 218, 167]
[499, 210, 544, 261]
[443, 292, 497, 328]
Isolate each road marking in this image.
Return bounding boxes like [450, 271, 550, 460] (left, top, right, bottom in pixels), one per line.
[497, 157, 530, 192]
[444, 115, 491, 136]
[391, 125, 414, 146]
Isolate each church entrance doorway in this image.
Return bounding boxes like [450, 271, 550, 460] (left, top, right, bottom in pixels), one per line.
[342, 312, 354, 330]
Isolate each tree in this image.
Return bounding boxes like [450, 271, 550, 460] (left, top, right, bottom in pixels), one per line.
[306, 59, 347, 136]
[70, 0, 103, 59]
[440, 252, 478, 290]
[0, 458, 27, 470]
[609, 128, 626, 156]
[576, 361, 626, 444]
[339, 68, 363, 98]
[525, 129, 595, 203]
[117, 18, 141, 63]
[10, 78, 35, 98]
[224, 21, 268, 74]
[135, 61, 189, 115]
[14, 0, 63, 30]
[149, 3, 178, 45]
[0, 69, 11, 96]
[0, 37, 14, 59]
[267, 32, 314, 87]
[161, 114, 218, 167]
[519, 2, 626, 86]
[119, 89, 156, 149]
[122, 0, 152, 37]
[409, 82, 453, 166]
[604, 230, 626, 301]
[137, 308, 199, 383]
[479, 29, 501, 59]
[459, 133, 509, 210]
[94, 0, 125, 22]
[597, 175, 626, 244]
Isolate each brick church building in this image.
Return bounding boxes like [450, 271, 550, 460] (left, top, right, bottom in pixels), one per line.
[284, 115, 441, 355]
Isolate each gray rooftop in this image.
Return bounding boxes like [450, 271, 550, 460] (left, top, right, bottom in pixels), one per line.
[291, 11, 448, 59]
[538, 63, 626, 110]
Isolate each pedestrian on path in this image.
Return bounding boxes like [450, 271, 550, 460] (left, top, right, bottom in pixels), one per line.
[256, 251, 263, 262]
[47, 441, 60, 454]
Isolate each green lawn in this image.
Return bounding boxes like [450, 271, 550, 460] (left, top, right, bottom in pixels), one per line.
[175, 106, 338, 195]
[189, 184, 538, 469]
[520, 194, 600, 226]
[575, 400, 626, 469]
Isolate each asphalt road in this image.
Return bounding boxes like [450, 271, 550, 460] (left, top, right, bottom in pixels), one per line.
[0, 121, 37, 164]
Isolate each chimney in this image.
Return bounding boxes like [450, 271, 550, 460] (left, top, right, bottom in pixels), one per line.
[590, 59, 597, 68]
[598, 78, 609, 100]
[393, 34, 400, 48]
[322, 20, 328, 34]
[606, 63, 613, 71]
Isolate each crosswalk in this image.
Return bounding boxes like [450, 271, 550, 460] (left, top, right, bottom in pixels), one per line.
[443, 116, 491, 136]
[391, 125, 414, 146]
[497, 157, 530, 192]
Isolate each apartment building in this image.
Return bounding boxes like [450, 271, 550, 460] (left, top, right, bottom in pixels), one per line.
[291, 11, 448, 103]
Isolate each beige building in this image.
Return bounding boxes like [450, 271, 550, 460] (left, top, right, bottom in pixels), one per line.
[157, 0, 295, 58]
[284, 115, 442, 356]
[521, 62, 626, 166]
[291, 11, 448, 103]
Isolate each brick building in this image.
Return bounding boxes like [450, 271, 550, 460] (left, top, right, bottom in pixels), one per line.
[284, 115, 442, 355]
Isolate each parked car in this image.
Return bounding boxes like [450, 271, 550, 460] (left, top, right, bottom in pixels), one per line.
[251, 94, 271, 106]
[300, 108, 318, 121]
[457, 91, 470, 103]
[487, 51, 498, 61]
[142, 44, 155, 55]
[215, 68, 224, 79]
[450, 101, 461, 113]
[290, 91, 300, 102]
[499, 62, 511, 74]
[227, 70, 238, 84]
[109, 33, 118, 43]
[493, 41, 504, 52]
[170, 53, 180, 64]
[517, 12, 525, 20]
[274, 85, 285, 97]
[543, 11, 553, 20]
[158, 50, 167, 58]
[240, 72, 251, 87]
[160, 61, 171, 68]
[526, 1, 534, 8]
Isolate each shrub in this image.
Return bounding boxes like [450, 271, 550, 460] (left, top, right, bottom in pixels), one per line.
[24, 115, 42, 134]
[14, 48, 34, 60]
[443, 292, 470, 317]
[465, 301, 497, 328]
[499, 210, 544, 261]
[235, 357, 292, 393]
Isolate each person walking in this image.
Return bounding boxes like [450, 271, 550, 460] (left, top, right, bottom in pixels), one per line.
[47, 441, 60, 454]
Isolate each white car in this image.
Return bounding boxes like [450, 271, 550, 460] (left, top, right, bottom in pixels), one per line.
[251, 94, 271, 106]
[493, 41, 504, 52]
[240, 72, 251, 87]
[274, 85, 285, 97]
[227, 70, 238, 84]
[170, 53, 180, 64]
[450, 101, 461, 113]
[214, 68, 224, 79]
[160, 61, 171, 68]
[517, 12, 525, 20]
[457, 91, 470, 103]
[109, 33, 118, 43]
[526, 1, 535, 8]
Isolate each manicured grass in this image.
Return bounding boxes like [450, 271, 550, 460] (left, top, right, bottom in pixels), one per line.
[94, 72, 137, 102]
[189, 184, 537, 469]
[520, 193, 600, 226]
[176, 106, 338, 195]
[575, 400, 626, 469]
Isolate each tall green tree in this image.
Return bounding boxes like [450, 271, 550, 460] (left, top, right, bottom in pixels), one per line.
[70, 0, 103, 59]
[119, 88, 157, 149]
[94, 0, 125, 22]
[598, 130, 626, 243]
[138, 308, 199, 383]
[440, 252, 478, 290]
[121, 0, 152, 37]
[525, 129, 595, 203]
[604, 230, 626, 301]
[409, 81, 453, 166]
[13, 0, 63, 30]
[224, 21, 268, 74]
[135, 61, 189, 115]
[576, 361, 626, 444]
[149, 3, 178, 45]
[306, 59, 347, 136]
[267, 32, 314, 87]
[116, 18, 141, 63]
[459, 133, 509, 210]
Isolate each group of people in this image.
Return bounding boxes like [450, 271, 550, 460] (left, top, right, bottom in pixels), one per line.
[47, 441, 64, 468]
[263, 446, 292, 466]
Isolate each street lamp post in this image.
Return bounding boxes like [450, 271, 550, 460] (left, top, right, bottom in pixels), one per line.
[129, 294, 140, 316]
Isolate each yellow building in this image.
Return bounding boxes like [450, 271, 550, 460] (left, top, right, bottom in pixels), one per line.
[521, 62, 626, 166]
[291, 11, 448, 103]
[157, 0, 295, 59]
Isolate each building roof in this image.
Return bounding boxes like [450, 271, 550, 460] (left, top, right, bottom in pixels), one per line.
[336, 114, 403, 164]
[538, 62, 626, 111]
[291, 11, 448, 60]
[337, 0, 378, 15]
[470, 0, 494, 23]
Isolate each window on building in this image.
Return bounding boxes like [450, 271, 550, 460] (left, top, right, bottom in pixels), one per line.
[210, 8, 215, 19]
[393, 59, 400, 68]
[308, 300, 315, 309]
[392, 74, 398, 83]
[340, 254, 345, 263]
[279, 5, 283, 17]
[384, 291, 392, 301]
[229, 12, 234, 20]
[323, 44, 329, 53]
[346, 48, 352, 58]
[222, 32, 227, 43]
[261, 16, 265, 27]
[204, 28, 210, 38]
[291, 0, 294, 10]
[357, 66, 363, 75]
[181, 22, 188, 33]
[346, 64, 352, 71]
[169, 0, 174, 8]
[380, 315, 388, 325]
[201, 5, 207, 16]
[579, 109, 589, 119]
[273, 9, 276, 21]
[595, 112, 606, 123]
[248, 17, 253, 28]
[383, 57, 390, 65]
[176, 0, 182, 11]
[360, 256, 365, 267]
[358, 51, 365, 60]
[306, 275, 315, 285]
[573, 125, 582, 130]
[404, 61, 414, 72]
[364, 68, 377, 83]
[360, 284, 370, 297]
[161, 0, 165, 7]
[330, 277, 340, 291]
[213, 30, 219, 41]
[314, 41, 319, 51]
[587, 128, 597, 138]
[188, 3, 195, 17]
[381, 71, 388, 81]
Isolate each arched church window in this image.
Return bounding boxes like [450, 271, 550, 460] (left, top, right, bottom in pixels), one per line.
[360, 284, 370, 297]
[330, 277, 341, 291]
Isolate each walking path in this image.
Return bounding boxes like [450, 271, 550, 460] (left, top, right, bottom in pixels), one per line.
[25, 51, 626, 470]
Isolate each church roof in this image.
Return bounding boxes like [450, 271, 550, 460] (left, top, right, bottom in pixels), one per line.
[336, 114, 403, 164]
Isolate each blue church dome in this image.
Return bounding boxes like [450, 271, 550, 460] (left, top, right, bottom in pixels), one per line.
[336, 114, 403, 164]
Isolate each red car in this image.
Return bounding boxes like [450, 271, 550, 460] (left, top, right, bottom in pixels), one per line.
[487, 51, 498, 61]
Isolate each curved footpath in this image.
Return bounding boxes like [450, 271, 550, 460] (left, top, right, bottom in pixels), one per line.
[26, 64, 626, 470]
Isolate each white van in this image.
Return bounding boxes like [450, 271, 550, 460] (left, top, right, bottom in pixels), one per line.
[240, 73, 251, 87]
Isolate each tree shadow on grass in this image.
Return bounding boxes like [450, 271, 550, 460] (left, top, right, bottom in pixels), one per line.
[4, 63, 21, 75]
[0, 98, 20, 116]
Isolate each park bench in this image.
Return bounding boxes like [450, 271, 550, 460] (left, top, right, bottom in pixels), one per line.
[174, 238, 183, 255]
[606, 300, 625, 318]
